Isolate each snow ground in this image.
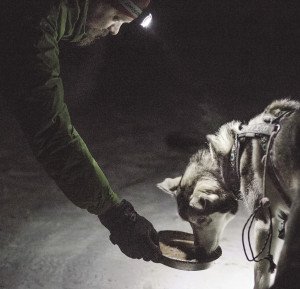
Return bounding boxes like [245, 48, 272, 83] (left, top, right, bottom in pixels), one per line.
[0, 37, 282, 289]
[0, 90, 259, 289]
[1, 1, 298, 287]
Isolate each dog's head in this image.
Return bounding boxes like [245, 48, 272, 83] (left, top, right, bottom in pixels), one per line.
[157, 148, 238, 257]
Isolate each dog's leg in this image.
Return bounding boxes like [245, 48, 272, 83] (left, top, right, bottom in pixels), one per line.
[253, 217, 280, 289]
[270, 173, 300, 289]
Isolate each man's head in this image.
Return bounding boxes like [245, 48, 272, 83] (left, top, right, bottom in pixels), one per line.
[78, 0, 150, 46]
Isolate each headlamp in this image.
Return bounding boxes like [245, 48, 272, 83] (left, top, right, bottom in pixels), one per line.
[140, 13, 152, 28]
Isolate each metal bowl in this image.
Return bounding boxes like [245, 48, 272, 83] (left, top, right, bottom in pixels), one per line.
[158, 230, 214, 271]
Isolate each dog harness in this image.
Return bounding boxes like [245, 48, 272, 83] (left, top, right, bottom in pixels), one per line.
[228, 110, 294, 207]
[228, 110, 295, 273]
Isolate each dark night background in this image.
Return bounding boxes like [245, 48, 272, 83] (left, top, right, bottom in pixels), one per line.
[0, 0, 299, 288]
[61, 0, 299, 118]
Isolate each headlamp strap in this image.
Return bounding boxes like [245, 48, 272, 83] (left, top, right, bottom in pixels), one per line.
[118, 0, 143, 18]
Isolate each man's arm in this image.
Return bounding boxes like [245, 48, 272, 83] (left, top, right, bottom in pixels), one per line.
[12, 4, 120, 215]
[7, 3, 161, 262]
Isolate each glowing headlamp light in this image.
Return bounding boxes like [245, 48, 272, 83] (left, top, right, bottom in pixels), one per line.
[140, 13, 152, 28]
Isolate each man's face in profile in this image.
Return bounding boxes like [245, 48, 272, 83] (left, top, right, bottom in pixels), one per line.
[78, 1, 133, 46]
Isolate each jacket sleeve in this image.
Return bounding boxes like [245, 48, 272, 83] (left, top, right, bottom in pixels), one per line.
[12, 4, 120, 215]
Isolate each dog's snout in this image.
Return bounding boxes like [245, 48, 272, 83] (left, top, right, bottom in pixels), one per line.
[194, 246, 223, 262]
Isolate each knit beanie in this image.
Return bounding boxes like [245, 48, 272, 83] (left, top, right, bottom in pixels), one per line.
[112, 0, 150, 19]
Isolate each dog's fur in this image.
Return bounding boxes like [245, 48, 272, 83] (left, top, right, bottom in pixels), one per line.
[158, 99, 300, 289]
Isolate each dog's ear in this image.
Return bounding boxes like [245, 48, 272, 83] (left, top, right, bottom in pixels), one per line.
[191, 177, 221, 210]
[206, 121, 240, 157]
[157, 177, 181, 197]
[207, 134, 219, 159]
[189, 192, 219, 211]
[206, 132, 231, 157]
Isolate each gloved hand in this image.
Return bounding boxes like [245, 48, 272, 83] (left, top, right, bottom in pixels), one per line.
[98, 199, 162, 262]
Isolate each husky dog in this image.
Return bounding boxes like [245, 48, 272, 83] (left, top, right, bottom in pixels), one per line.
[158, 99, 300, 289]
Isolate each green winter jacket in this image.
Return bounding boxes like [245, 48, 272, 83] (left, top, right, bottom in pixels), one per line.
[1, 0, 120, 214]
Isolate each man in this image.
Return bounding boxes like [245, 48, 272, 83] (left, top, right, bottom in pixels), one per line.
[0, 0, 162, 262]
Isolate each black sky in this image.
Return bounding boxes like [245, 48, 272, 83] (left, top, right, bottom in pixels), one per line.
[59, 0, 299, 122]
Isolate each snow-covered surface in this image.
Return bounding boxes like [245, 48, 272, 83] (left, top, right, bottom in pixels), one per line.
[0, 36, 277, 289]
[0, 88, 257, 289]
[1, 1, 298, 287]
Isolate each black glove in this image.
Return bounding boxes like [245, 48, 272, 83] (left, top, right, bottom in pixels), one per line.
[98, 200, 162, 262]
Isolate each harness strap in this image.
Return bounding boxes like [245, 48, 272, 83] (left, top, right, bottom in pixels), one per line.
[242, 202, 277, 273]
[234, 111, 293, 207]
[234, 110, 295, 273]
[238, 123, 275, 138]
[227, 122, 278, 200]
[226, 135, 242, 200]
